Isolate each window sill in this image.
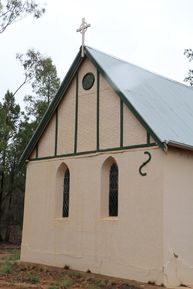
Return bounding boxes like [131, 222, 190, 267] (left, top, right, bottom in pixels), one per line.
[54, 217, 69, 221]
[101, 217, 118, 221]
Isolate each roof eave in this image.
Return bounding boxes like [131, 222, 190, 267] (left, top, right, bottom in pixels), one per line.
[167, 140, 193, 151]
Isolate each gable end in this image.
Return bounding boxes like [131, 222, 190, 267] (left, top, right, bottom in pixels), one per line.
[18, 47, 165, 169]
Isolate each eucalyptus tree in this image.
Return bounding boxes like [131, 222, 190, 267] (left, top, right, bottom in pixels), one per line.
[0, 91, 20, 241]
[17, 49, 60, 123]
[0, 0, 47, 242]
[0, 0, 45, 33]
[0, 48, 60, 241]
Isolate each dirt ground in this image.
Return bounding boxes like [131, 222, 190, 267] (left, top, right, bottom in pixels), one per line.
[0, 244, 164, 289]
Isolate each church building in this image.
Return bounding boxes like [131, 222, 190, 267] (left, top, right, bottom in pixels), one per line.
[19, 45, 193, 287]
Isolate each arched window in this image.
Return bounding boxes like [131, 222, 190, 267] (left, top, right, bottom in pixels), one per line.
[101, 157, 119, 218]
[109, 163, 118, 216]
[63, 168, 70, 217]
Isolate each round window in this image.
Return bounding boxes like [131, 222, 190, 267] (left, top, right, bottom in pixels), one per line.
[82, 73, 95, 90]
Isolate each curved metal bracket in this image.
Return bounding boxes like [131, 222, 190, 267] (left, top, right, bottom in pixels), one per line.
[139, 151, 152, 176]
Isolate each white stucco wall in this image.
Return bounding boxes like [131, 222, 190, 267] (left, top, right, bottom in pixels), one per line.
[77, 59, 97, 152]
[163, 148, 193, 287]
[99, 76, 120, 149]
[123, 104, 147, 146]
[57, 79, 76, 155]
[21, 147, 164, 284]
[38, 115, 56, 157]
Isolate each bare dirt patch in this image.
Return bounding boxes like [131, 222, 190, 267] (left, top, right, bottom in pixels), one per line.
[0, 244, 164, 289]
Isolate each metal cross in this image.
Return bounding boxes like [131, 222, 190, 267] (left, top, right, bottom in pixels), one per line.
[76, 18, 91, 57]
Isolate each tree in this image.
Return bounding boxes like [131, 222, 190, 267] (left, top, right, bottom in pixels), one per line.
[0, 0, 45, 33]
[7, 52, 60, 242]
[32, 57, 60, 104]
[17, 50, 60, 104]
[0, 91, 20, 241]
[184, 49, 193, 86]
[0, 0, 47, 243]
[0, 48, 60, 241]
[17, 49, 60, 123]
[15, 49, 43, 95]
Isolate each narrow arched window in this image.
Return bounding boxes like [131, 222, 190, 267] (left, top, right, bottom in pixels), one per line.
[63, 168, 70, 217]
[109, 163, 118, 216]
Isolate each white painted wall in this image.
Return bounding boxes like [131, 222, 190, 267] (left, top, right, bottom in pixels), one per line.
[38, 115, 56, 157]
[163, 148, 193, 287]
[21, 147, 164, 284]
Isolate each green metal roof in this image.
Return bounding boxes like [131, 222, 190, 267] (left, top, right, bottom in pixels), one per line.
[87, 47, 193, 150]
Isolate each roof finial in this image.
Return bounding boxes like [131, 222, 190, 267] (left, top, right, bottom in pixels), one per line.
[76, 18, 91, 57]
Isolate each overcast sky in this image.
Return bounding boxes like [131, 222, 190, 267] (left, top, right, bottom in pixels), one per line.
[1, 0, 193, 108]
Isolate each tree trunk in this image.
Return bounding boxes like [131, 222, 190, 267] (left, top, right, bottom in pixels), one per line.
[5, 164, 15, 242]
[0, 152, 6, 241]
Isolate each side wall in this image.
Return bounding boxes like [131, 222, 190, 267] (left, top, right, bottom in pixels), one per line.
[163, 148, 193, 287]
[21, 147, 164, 284]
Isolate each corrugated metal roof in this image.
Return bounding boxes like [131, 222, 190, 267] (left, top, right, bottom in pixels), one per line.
[86, 47, 193, 149]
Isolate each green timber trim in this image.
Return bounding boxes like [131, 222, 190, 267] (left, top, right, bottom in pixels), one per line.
[85, 48, 167, 152]
[147, 132, 150, 144]
[18, 49, 83, 169]
[29, 143, 157, 162]
[120, 98, 123, 147]
[35, 144, 38, 159]
[55, 109, 58, 156]
[97, 70, 100, 151]
[74, 73, 79, 153]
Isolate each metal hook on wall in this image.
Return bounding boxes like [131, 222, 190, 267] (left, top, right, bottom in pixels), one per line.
[139, 151, 152, 176]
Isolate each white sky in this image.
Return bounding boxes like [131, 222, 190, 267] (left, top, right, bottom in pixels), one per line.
[1, 0, 193, 109]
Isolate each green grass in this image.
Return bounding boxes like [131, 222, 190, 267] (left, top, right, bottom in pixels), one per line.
[94, 279, 107, 287]
[0, 250, 20, 275]
[0, 260, 12, 274]
[24, 273, 40, 284]
[87, 285, 102, 289]
[48, 284, 60, 289]
[49, 276, 75, 289]
[60, 276, 74, 288]
[2, 250, 20, 262]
